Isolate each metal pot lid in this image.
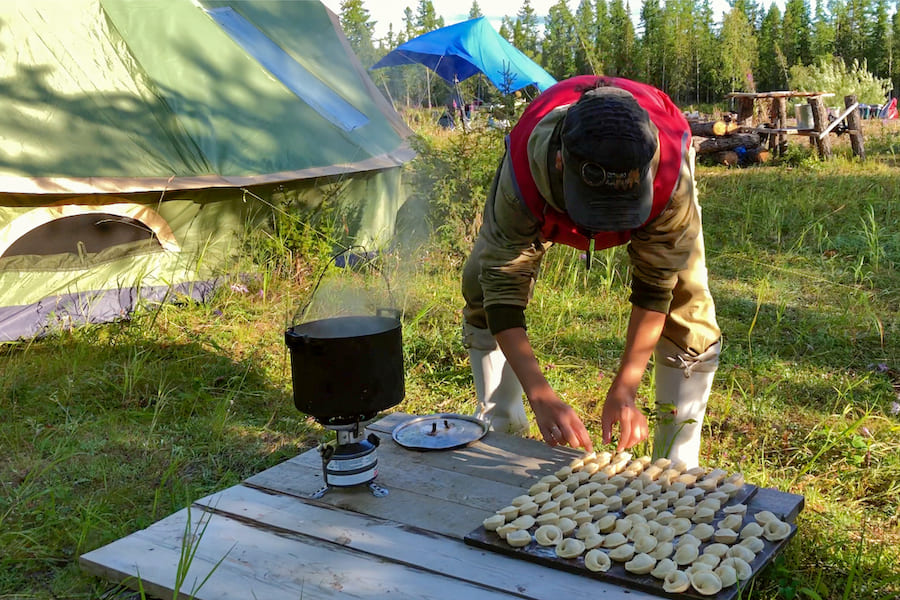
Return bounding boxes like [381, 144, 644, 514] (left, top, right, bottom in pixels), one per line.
[392, 413, 488, 450]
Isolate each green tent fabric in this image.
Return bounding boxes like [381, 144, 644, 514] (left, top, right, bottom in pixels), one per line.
[0, 0, 414, 341]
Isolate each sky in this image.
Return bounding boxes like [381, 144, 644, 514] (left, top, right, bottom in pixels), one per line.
[320, 0, 738, 42]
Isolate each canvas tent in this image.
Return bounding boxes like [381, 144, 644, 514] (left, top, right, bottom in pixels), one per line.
[0, 0, 414, 342]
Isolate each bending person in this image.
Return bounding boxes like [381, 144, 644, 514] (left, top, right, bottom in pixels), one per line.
[461, 76, 721, 467]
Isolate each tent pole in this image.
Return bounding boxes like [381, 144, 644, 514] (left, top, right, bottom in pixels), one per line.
[454, 76, 468, 131]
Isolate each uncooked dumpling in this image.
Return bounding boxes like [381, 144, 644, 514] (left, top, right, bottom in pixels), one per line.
[690, 570, 724, 595]
[719, 513, 743, 532]
[557, 517, 577, 536]
[720, 556, 753, 580]
[597, 514, 617, 533]
[740, 522, 764, 539]
[505, 529, 532, 547]
[715, 564, 738, 587]
[534, 524, 564, 546]
[763, 519, 792, 541]
[633, 533, 658, 554]
[673, 543, 700, 566]
[511, 494, 532, 506]
[692, 507, 716, 523]
[518, 501, 539, 516]
[726, 544, 756, 563]
[625, 552, 657, 575]
[583, 533, 605, 550]
[529, 481, 550, 495]
[531, 491, 552, 505]
[536, 512, 560, 526]
[649, 541, 674, 560]
[662, 570, 690, 593]
[713, 527, 739, 544]
[511, 514, 535, 529]
[483, 514, 506, 531]
[608, 543, 635, 562]
[722, 503, 748, 516]
[602, 532, 628, 548]
[497, 505, 519, 521]
[694, 553, 721, 569]
[670, 517, 693, 535]
[691, 523, 715, 542]
[740, 536, 765, 553]
[753, 510, 778, 525]
[650, 558, 677, 579]
[584, 548, 612, 572]
[702, 543, 730, 558]
[576, 522, 600, 540]
[555, 538, 586, 559]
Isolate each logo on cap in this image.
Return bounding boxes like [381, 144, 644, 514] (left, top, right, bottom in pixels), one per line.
[580, 162, 642, 192]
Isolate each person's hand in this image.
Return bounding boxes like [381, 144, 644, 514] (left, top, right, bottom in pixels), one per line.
[600, 381, 649, 452]
[528, 388, 594, 452]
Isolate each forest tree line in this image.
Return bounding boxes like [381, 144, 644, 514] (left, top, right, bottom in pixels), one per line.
[338, 0, 899, 108]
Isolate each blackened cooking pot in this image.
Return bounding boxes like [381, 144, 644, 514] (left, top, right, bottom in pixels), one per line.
[284, 312, 404, 424]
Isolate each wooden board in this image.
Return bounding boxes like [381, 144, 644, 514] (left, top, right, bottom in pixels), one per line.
[192, 485, 660, 600]
[80, 507, 515, 600]
[465, 484, 799, 600]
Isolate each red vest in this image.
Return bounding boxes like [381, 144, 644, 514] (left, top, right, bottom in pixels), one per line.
[506, 75, 690, 251]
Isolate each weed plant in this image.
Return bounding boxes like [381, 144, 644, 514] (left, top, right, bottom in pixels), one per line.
[1, 121, 899, 599]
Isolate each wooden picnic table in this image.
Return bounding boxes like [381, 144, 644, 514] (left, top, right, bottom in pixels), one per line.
[725, 91, 865, 159]
[80, 413, 804, 599]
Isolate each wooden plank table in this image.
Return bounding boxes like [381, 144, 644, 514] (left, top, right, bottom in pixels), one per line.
[80, 413, 804, 599]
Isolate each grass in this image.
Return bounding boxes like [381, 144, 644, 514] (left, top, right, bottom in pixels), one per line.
[2, 120, 900, 599]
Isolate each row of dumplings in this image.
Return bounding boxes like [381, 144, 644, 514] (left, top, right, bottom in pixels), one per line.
[482, 452, 794, 596]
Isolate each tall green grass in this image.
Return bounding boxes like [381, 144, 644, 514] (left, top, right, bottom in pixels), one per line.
[1, 121, 899, 599]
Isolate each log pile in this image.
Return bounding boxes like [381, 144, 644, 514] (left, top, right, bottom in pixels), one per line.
[688, 116, 770, 167]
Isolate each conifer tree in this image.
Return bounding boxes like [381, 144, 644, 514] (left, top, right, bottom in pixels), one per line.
[607, 0, 636, 77]
[719, 5, 758, 92]
[811, 0, 835, 59]
[514, 0, 541, 60]
[892, 6, 900, 94]
[542, 0, 577, 80]
[469, 0, 483, 19]
[339, 0, 378, 66]
[638, 0, 666, 88]
[574, 0, 600, 74]
[594, 0, 611, 73]
[866, 0, 891, 78]
[782, 0, 812, 68]
[758, 3, 785, 90]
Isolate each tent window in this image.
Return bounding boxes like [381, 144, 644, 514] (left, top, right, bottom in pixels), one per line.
[205, 6, 369, 132]
[2, 214, 161, 258]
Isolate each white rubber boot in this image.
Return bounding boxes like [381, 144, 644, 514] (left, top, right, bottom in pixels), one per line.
[463, 324, 529, 435]
[653, 338, 720, 469]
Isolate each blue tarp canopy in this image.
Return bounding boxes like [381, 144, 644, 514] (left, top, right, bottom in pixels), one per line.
[371, 17, 556, 94]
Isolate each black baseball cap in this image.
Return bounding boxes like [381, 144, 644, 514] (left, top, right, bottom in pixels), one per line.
[560, 86, 659, 233]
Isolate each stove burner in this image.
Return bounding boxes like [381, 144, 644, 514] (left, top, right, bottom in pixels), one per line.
[310, 418, 388, 499]
[316, 412, 380, 427]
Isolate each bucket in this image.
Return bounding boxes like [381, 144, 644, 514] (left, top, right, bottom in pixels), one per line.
[795, 104, 814, 129]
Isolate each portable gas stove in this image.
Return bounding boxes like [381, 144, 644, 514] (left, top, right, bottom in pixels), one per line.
[312, 413, 388, 499]
[284, 312, 405, 500]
